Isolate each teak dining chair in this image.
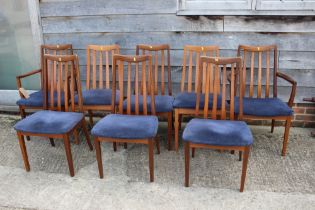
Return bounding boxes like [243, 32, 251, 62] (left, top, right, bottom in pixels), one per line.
[183, 57, 253, 192]
[236, 45, 297, 156]
[79, 45, 120, 126]
[92, 54, 159, 182]
[16, 44, 73, 124]
[174, 45, 220, 151]
[135, 44, 173, 150]
[14, 54, 93, 177]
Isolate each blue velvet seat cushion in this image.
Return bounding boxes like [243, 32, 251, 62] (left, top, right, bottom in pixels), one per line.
[16, 90, 65, 107]
[183, 118, 253, 146]
[173, 92, 224, 109]
[14, 110, 83, 134]
[234, 97, 293, 117]
[91, 114, 158, 139]
[75, 89, 119, 106]
[123, 95, 174, 113]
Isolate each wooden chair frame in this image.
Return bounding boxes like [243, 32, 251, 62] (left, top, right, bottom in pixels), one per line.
[174, 45, 220, 151]
[17, 54, 93, 177]
[136, 44, 173, 150]
[184, 56, 251, 192]
[94, 54, 159, 182]
[84, 44, 120, 126]
[237, 45, 297, 156]
[16, 44, 73, 142]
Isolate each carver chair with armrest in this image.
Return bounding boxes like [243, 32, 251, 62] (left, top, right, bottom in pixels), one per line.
[92, 54, 160, 182]
[16, 44, 74, 142]
[14, 54, 93, 177]
[183, 56, 253, 192]
[236, 45, 297, 156]
[174, 45, 220, 151]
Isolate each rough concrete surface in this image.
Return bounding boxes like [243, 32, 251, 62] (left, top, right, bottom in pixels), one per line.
[0, 114, 314, 210]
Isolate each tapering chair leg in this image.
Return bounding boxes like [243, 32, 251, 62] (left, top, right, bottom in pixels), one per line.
[73, 130, 80, 145]
[239, 151, 242, 161]
[185, 142, 190, 187]
[113, 142, 117, 152]
[240, 146, 250, 192]
[82, 120, 93, 151]
[271, 119, 275, 133]
[155, 136, 160, 154]
[88, 110, 94, 126]
[192, 148, 195, 158]
[174, 109, 179, 152]
[63, 134, 74, 177]
[49, 138, 55, 147]
[148, 139, 154, 182]
[94, 138, 103, 179]
[17, 133, 30, 171]
[19, 107, 30, 141]
[167, 112, 172, 151]
[282, 118, 292, 156]
[124, 143, 128, 149]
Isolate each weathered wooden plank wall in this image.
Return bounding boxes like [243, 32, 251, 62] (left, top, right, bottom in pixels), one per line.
[39, 0, 315, 103]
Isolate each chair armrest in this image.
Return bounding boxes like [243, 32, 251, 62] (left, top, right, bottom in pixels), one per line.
[276, 71, 297, 107]
[16, 69, 42, 98]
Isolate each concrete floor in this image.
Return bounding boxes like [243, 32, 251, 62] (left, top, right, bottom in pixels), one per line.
[0, 114, 314, 210]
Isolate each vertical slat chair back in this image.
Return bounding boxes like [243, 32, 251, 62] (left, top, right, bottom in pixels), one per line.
[196, 57, 242, 120]
[86, 45, 120, 90]
[43, 54, 83, 112]
[136, 44, 171, 96]
[111, 55, 155, 116]
[237, 45, 277, 99]
[41, 44, 73, 90]
[181, 45, 220, 94]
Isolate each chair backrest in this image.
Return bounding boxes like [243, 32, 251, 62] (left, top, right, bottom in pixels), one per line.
[136, 44, 171, 96]
[43, 54, 83, 112]
[237, 45, 277, 98]
[195, 57, 243, 120]
[181, 45, 220, 93]
[112, 54, 155, 116]
[41, 44, 74, 89]
[86, 45, 120, 90]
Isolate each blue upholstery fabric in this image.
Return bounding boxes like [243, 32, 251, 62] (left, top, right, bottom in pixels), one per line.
[123, 95, 174, 113]
[183, 118, 253, 146]
[91, 114, 158, 139]
[75, 89, 119, 106]
[14, 110, 83, 134]
[234, 97, 293, 117]
[173, 92, 223, 109]
[16, 90, 65, 107]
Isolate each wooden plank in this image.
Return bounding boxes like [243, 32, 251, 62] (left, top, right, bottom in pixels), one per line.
[177, 9, 315, 16]
[42, 15, 223, 33]
[43, 32, 315, 51]
[74, 49, 314, 70]
[279, 51, 315, 70]
[40, 0, 177, 17]
[78, 65, 315, 88]
[225, 16, 315, 33]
